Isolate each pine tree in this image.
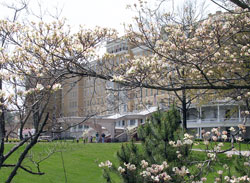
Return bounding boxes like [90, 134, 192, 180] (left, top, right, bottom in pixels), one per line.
[137, 106, 182, 164]
[103, 106, 185, 183]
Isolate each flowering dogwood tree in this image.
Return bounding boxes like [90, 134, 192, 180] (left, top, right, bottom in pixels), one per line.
[113, 0, 250, 91]
[105, 0, 250, 129]
[0, 3, 118, 183]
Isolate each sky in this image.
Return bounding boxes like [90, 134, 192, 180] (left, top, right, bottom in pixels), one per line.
[0, 0, 221, 35]
[60, 0, 135, 34]
[0, 0, 135, 35]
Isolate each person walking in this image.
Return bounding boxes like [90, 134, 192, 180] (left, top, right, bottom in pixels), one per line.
[101, 133, 106, 143]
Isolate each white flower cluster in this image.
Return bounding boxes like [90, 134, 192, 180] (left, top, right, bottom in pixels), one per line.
[169, 133, 194, 147]
[202, 126, 247, 143]
[124, 162, 136, 171]
[169, 140, 183, 147]
[141, 160, 149, 168]
[117, 166, 125, 173]
[98, 160, 112, 168]
[207, 153, 216, 160]
[176, 151, 182, 159]
[172, 166, 189, 176]
[224, 175, 250, 182]
[213, 143, 224, 151]
[140, 161, 171, 182]
[238, 124, 247, 133]
[192, 177, 207, 183]
[52, 83, 62, 91]
[183, 133, 194, 145]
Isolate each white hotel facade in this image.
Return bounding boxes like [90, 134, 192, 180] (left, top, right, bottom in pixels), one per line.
[58, 39, 250, 141]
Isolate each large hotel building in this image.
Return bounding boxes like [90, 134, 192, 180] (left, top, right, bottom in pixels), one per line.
[56, 39, 250, 141]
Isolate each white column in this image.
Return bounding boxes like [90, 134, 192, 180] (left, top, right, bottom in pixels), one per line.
[110, 123, 115, 139]
[199, 107, 202, 123]
[197, 107, 199, 123]
[217, 105, 220, 123]
[135, 119, 138, 127]
[238, 105, 241, 123]
[126, 119, 129, 127]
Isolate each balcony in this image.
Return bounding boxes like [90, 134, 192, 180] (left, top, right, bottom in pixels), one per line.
[186, 102, 249, 128]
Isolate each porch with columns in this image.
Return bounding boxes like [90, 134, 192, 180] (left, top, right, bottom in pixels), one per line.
[57, 107, 158, 141]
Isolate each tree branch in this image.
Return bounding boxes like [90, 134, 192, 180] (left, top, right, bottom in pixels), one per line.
[229, 0, 250, 10]
[5, 113, 49, 183]
[2, 164, 44, 175]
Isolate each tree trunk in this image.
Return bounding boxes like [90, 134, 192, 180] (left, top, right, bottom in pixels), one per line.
[182, 89, 187, 130]
[5, 113, 49, 183]
[19, 124, 23, 140]
[32, 103, 39, 132]
[0, 76, 5, 168]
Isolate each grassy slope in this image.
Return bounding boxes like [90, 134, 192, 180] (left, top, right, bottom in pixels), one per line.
[0, 142, 123, 183]
[0, 141, 247, 183]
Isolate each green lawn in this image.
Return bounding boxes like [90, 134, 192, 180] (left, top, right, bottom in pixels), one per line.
[0, 141, 247, 183]
[0, 142, 123, 183]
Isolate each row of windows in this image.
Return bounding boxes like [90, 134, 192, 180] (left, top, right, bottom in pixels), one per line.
[70, 91, 77, 98]
[67, 111, 78, 116]
[115, 119, 141, 127]
[71, 124, 89, 132]
[85, 78, 106, 87]
[83, 98, 105, 107]
[69, 101, 77, 108]
[129, 89, 166, 99]
[66, 86, 167, 103]
[84, 86, 105, 97]
[107, 43, 128, 54]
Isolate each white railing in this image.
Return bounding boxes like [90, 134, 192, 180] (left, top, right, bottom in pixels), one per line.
[187, 118, 243, 123]
[201, 118, 217, 122]
[187, 117, 249, 128]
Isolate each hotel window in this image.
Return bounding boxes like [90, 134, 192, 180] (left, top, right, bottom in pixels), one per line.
[130, 119, 136, 126]
[123, 104, 127, 112]
[213, 109, 217, 118]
